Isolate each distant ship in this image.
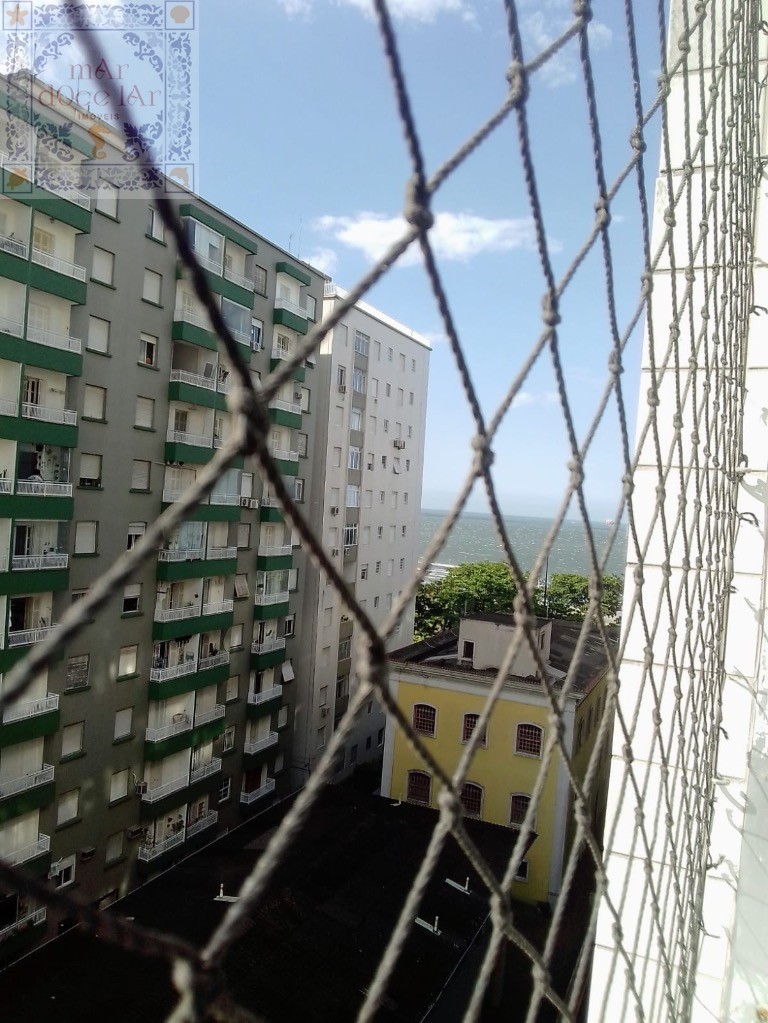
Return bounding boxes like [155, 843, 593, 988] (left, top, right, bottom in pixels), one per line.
[605, 519, 616, 526]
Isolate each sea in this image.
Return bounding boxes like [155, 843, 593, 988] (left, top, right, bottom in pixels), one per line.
[418, 510, 628, 579]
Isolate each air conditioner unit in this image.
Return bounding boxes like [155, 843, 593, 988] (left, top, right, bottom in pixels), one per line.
[240, 497, 251, 508]
[127, 825, 144, 840]
[330, 506, 339, 516]
[393, 439, 406, 449]
[338, 384, 347, 393]
[134, 781, 148, 796]
[48, 859, 64, 878]
[294, 391, 302, 401]
[250, 339, 261, 353]
[331, 547, 340, 557]
[79, 846, 96, 863]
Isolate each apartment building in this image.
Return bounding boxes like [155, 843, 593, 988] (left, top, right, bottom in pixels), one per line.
[0, 71, 325, 960]
[293, 286, 430, 779]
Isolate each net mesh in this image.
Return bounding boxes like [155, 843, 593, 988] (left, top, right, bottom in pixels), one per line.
[0, 1, 762, 1021]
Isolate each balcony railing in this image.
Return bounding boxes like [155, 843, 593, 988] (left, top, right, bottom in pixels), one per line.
[173, 305, 209, 330]
[21, 402, 77, 426]
[0, 233, 27, 258]
[190, 250, 222, 275]
[186, 810, 218, 839]
[31, 247, 87, 281]
[217, 375, 232, 394]
[36, 173, 91, 209]
[0, 398, 17, 417]
[26, 324, 82, 353]
[149, 659, 197, 683]
[169, 368, 216, 391]
[0, 314, 23, 336]
[208, 492, 240, 506]
[158, 547, 204, 563]
[240, 778, 276, 804]
[254, 591, 289, 606]
[247, 685, 283, 707]
[198, 651, 229, 672]
[270, 345, 291, 362]
[258, 544, 292, 558]
[2, 693, 58, 724]
[0, 764, 54, 800]
[16, 480, 72, 497]
[189, 757, 222, 784]
[206, 546, 237, 561]
[260, 496, 283, 507]
[8, 625, 59, 647]
[166, 429, 210, 448]
[138, 829, 185, 861]
[244, 731, 278, 755]
[154, 603, 202, 623]
[268, 398, 302, 416]
[223, 325, 250, 346]
[0, 834, 50, 867]
[202, 599, 234, 617]
[145, 715, 192, 743]
[141, 775, 189, 803]
[251, 637, 286, 655]
[224, 265, 254, 290]
[274, 296, 309, 320]
[0, 908, 46, 942]
[11, 553, 68, 571]
[268, 447, 298, 463]
[194, 704, 225, 727]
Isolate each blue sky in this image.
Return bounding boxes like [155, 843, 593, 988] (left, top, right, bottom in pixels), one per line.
[196, 1, 664, 518]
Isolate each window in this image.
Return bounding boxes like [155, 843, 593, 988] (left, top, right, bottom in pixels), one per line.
[61, 721, 84, 758]
[462, 640, 475, 661]
[387, 346, 393, 362]
[371, 377, 379, 398]
[113, 707, 133, 741]
[397, 387, 404, 407]
[378, 727, 385, 746]
[409, 391, 414, 405]
[406, 458, 411, 470]
[96, 179, 118, 216]
[122, 583, 141, 614]
[407, 771, 431, 804]
[79, 453, 102, 487]
[350, 408, 362, 432]
[516, 860, 530, 882]
[118, 645, 138, 678]
[148, 206, 164, 241]
[509, 794, 532, 827]
[350, 744, 358, 764]
[343, 523, 358, 547]
[461, 783, 483, 818]
[411, 357, 416, 372]
[83, 384, 106, 420]
[374, 341, 381, 361]
[135, 396, 155, 429]
[92, 246, 114, 284]
[139, 332, 158, 366]
[288, 567, 298, 590]
[383, 421, 389, 435]
[462, 713, 487, 745]
[385, 383, 391, 397]
[379, 493, 385, 506]
[295, 477, 305, 502]
[74, 520, 97, 554]
[346, 484, 360, 507]
[386, 559, 394, 577]
[338, 638, 352, 660]
[336, 675, 348, 698]
[364, 490, 373, 508]
[234, 574, 249, 598]
[57, 788, 80, 825]
[337, 365, 347, 388]
[131, 459, 150, 491]
[381, 455, 387, 468]
[250, 317, 263, 350]
[319, 685, 328, 707]
[218, 776, 232, 802]
[361, 564, 368, 580]
[110, 769, 129, 802]
[126, 521, 145, 550]
[354, 330, 369, 355]
[352, 367, 366, 392]
[413, 704, 436, 737]
[105, 831, 124, 864]
[87, 315, 110, 353]
[293, 433, 307, 460]
[228, 624, 244, 649]
[333, 447, 342, 468]
[375, 560, 381, 574]
[402, 525, 407, 537]
[237, 523, 250, 548]
[223, 725, 236, 752]
[348, 446, 361, 470]
[403, 493, 409, 505]
[516, 723, 543, 757]
[53, 854, 76, 889]
[253, 264, 267, 294]
[300, 387, 311, 412]
[66, 654, 89, 689]
[316, 725, 327, 749]
[399, 353, 406, 371]
[399, 557, 405, 571]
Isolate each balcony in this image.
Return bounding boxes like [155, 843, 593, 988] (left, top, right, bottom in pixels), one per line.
[194, 704, 225, 727]
[2, 693, 58, 724]
[206, 546, 237, 561]
[15, 480, 72, 498]
[11, 554, 68, 571]
[224, 265, 254, 290]
[141, 775, 189, 803]
[247, 685, 283, 707]
[190, 250, 222, 275]
[169, 368, 216, 391]
[198, 651, 229, 672]
[21, 403, 77, 426]
[157, 547, 204, 563]
[26, 325, 82, 354]
[268, 448, 298, 463]
[244, 731, 278, 755]
[153, 603, 201, 624]
[149, 659, 197, 683]
[0, 908, 46, 943]
[189, 757, 222, 784]
[269, 397, 302, 416]
[138, 829, 185, 862]
[173, 306, 209, 330]
[254, 591, 289, 607]
[251, 637, 285, 655]
[274, 296, 309, 320]
[36, 173, 91, 210]
[187, 809, 218, 839]
[257, 544, 292, 558]
[270, 345, 292, 362]
[202, 599, 234, 617]
[0, 764, 54, 800]
[224, 326, 250, 347]
[0, 398, 17, 417]
[208, 492, 239, 507]
[7, 625, 59, 647]
[0, 834, 50, 867]
[240, 778, 276, 804]
[0, 234, 27, 259]
[145, 714, 192, 743]
[166, 429, 210, 448]
[31, 248, 87, 281]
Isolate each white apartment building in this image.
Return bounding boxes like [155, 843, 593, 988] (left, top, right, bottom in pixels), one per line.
[292, 284, 430, 779]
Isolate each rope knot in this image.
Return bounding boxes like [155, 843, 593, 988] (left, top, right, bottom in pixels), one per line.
[594, 195, 610, 228]
[541, 289, 561, 327]
[629, 126, 646, 153]
[567, 458, 584, 488]
[505, 61, 529, 106]
[572, 0, 592, 23]
[404, 176, 434, 232]
[471, 432, 494, 473]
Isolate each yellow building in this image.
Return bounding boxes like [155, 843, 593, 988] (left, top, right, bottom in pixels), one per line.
[381, 613, 616, 905]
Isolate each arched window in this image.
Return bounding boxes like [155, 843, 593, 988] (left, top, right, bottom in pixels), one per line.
[509, 793, 531, 827]
[407, 770, 431, 804]
[460, 782, 483, 818]
[413, 703, 436, 737]
[462, 713, 487, 746]
[516, 723, 543, 757]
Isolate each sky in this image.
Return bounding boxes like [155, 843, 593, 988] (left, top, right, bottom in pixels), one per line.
[64, 0, 668, 519]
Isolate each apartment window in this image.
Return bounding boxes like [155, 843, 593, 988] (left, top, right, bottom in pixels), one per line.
[406, 458, 411, 470]
[122, 583, 141, 614]
[371, 377, 379, 398]
[381, 456, 388, 470]
[105, 831, 124, 864]
[350, 744, 358, 764]
[383, 421, 389, 435]
[218, 776, 232, 802]
[300, 387, 311, 413]
[319, 685, 328, 707]
[352, 367, 366, 393]
[350, 408, 362, 432]
[228, 624, 244, 649]
[516, 723, 543, 758]
[462, 640, 475, 661]
[317, 726, 326, 749]
[283, 614, 296, 637]
[234, 574, 249, 598]
[516, 860, 530, 882]
[253, 264, 267, 294]
[413, 704, 436, 737]
[333, 447, 342, 468]
[402, 525, 407, 537]
[295, 477, 305, 502]
[354, 330, 369, 355]
[387, 346, 393, 362]
[374, 340, 381, 361]
[461, 783, 483, 818]
[126, 521, 146, 550]
[236, 523, 251, 548]
[117, 645, 138, 678]
[409, 391, 414, 405]
[74, 520, 97, 554]
[369, 416, 377, 436]
[250, 317, 263, 350]
[337, 365, 346, 388]
[407, 771, 431, 804]
[92, 246, 114, 285]
[348, 446, 361, 470]
[297, 432, 308, 458]
[399, 353, 406, 371]
[411, 357, 416, 371]
[83, 384, 106, 420]
[79, 453, 102, 488]
[375, 560, 381, 574]
[139, 332, 158, 367]
[57, 788, 80, 825]
[346, 484, 360, 507]
[87, 315, 110, 353]
[509, 794, 532, 827]
[343, 523, 358, 547]
[95, 179, 118, 217]
[223, 725, 236, 752]
[391, 491, 398, 509]
[397, 387, 404, 406]
[336, 675, 348, 698]
[338, 638, 352, 660]
[135, 396, 155, 429]
[61, 721, 84, 758]
[399, 557, 405, 571]
[33, 225, 54, 254]
[147, 206, 164, 241]
[113, 707, 133, 741]
[462, 713, 487, 746]
[131, 459, 150, 491]
[364, 490, 373, 508]
[110, 769, 129, 802]
[66, 654, 89, 689]
[377, 727, 385, 746]
[403, 493, 409, 505]
[385, 382, 391, 398]
[361, 564, 368, 580]
[379, 492, 385, 505]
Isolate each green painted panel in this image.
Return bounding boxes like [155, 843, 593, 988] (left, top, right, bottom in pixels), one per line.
[0, 567, 68, 596]
[202, 268, 253, 308]
[28, 262, 87, 305]
[0, 415, 78, 448]
[0, 914, 47, 965]
[143, 716, 225, 762]
[0, 709, 60, 748]
[0, 247, 30, 285]
[156, 557, 236, 582]
[255, 555, 292, 572]
[0, 332, 25, 363]
[253, 601, 289, 622]
[0, 646, 33, 674]
[148, 660, 230, 701]
[275, 261, 311, 287]
[172, 318, 218, 351]
[259, 506, 284, 524]
[268, 407, 302, 430]
[24, 339, 82, 377]
[152, 609, 234, 642]
[0, 781, 55, 824]
[273, 307, 308, 335]
[250, 648, 286, 671]
[0, 495, 73, 520]
[0, 168, 91, 233]
[246, 694, 283, 719]
[163, 441, 213, 466]
[273, 458, 298, 477]
[162, 501, 241, 524]
[268, 359, 305, 383]
[179, 203, 258, 253]
[168, 380, 227, 412]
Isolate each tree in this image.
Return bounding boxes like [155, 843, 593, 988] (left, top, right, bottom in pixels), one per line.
[536, 573, 622, 622]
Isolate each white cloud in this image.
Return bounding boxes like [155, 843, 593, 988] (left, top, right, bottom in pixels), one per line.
[305, 247, 338, 275]
[522, 11, 612, 88]
[511, 391, 536, 408]
[315, 210, 538, 265]
[275, 0, 475, 22]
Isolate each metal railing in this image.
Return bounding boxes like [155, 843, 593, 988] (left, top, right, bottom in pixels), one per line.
[0, 834, 50, 867]
[202, 599, 233, 617]
[257, 544, 292, 558]
[206, 545, 237, 560]
[26, 324, 82, 353]
[250, 637, 285, 655]
[157, 547, 204, 563]
[169, 368, 216, 390]
[138, 830, 186, 861]
[7, 626, 58, 647]
[166, 429, 211, 448]
[267, 398, 302, 416]
[153, 603, 201, 623]
[0, 907, 46, 942]
[189, 757, 222, 785]
[254, 590, 289, 606]
[194, 704, 225, 727]
[141, 775, 189, 804]
[173, 305, 209, 330]
[224, 265, 254, 290]
[0, 764, 54, 800]
[198, 651, 229, 672]
[247, 686, 282, 707]
[243, 732, 278, 755]
[239, 778, 275, 805]
[30, 247, 87, 280]
[21, 402, 77, 426]
[149, 659, 197, 683]
[186, 810, 218, 839]
[2, 693, 58, 724]
[0, 233, 27, 258]
[11, 553, 68, 571]
[274, 296, 309, 320]
[15, 480, 72, 497]
[145, 715, 192, 743]
[0, 397, 17, 416]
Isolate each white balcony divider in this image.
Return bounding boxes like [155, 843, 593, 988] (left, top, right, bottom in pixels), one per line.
[251, 637, 285, 655]
[194, 704, 225, 727]
[2, 694, 58, 724]
[138, 829, 186, 861]
[26, 324, 82, 353]
[11, 553, 68, 571]
[244, 731, 278, 755]
[0, 234, 27, 258]
[202, 599, 233, 617]
[186, 810, 218, 839]
[1, 834, 50, 867]
[21, 402, 77, 426]
[153, 603, 201, 623]
[158, 547, 204, 563]
[189, 757, 222, 784]
[0, 764, 54, 800]
[274, 296, 309, 319]
[240, 778, 276, 804]
[169, 368, 215, 390]
[268, 398, 302, 416]
[247, 685, 283, 706]
[31, 247, 87, 280]
[145, 715, 192, 743]
[0, 907, 46, 941]
[206, 546, 237, 560]
[16, 480, 72, 497]
[8, 626, 58, 647]
[173, 305, 209, 329]
[0, 398, 18, 417]
[254, 591, 289, 606]
[257, 544, 292, 558]
[198, 651, 229, 672]
[149, 659, 197, 683]
[166, 429, 211, 448]
[141, 775, 189, 803]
